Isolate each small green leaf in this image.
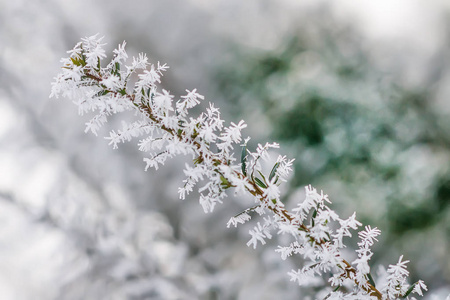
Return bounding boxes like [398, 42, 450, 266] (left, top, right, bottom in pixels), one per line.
[311, 209, 317, 227]
[269, 162, 280, 182]
[401, 283, 416, 298]
[241, 144, 247, 176]
[193, 156, 203, 165]
[220, 175, 232, 189]
[367, 273, 376, 288]
[70, 57, 80, 66]
[257, 170, 267, 184]
[298, 226, 307, 232]
[254, 177, 267, 189]
[193, 130, 200, 139]
[95, 90, 109, 97]
[113, 62, 121, 77]
[70, 56, 86, 67]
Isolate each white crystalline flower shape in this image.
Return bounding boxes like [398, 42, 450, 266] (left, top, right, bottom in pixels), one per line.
[51, 35, 427, 300]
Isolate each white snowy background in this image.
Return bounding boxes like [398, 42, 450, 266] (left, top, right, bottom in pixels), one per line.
[0, 0, 449, 299]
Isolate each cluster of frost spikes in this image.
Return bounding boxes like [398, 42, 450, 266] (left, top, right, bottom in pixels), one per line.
[50, 35, 427, 300]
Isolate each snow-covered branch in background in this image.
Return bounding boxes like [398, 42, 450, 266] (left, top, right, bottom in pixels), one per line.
[50, 35, 426, 299]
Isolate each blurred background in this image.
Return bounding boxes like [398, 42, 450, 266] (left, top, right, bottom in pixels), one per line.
[0, 0, 449, 299]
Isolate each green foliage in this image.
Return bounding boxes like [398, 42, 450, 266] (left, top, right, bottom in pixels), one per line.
[214, 29, 450, 241]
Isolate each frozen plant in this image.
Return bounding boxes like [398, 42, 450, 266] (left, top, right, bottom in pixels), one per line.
[50, 34, 427, 299]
